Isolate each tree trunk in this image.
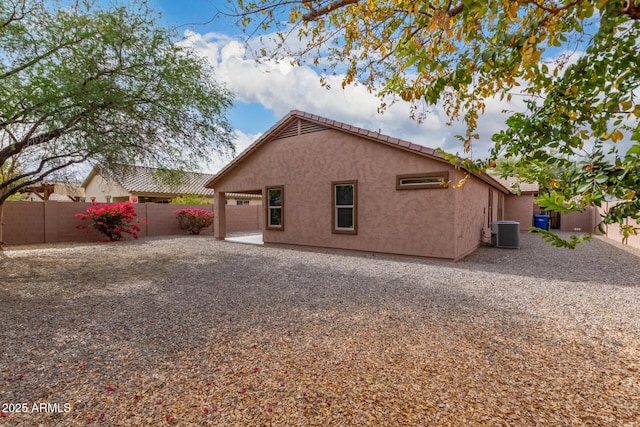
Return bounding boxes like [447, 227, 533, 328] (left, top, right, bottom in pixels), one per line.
[0, 201, 5, 251]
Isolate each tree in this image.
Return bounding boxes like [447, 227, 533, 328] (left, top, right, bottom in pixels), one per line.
[0, 0, 234, 248]
[494, 152, 570, 196]
[232, 0, 640, 246]
[170, 194, 212, 205]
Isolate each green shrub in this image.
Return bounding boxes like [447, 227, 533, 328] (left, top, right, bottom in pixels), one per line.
[170, 194, 211, 205]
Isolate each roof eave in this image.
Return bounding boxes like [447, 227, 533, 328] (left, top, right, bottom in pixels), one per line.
[206, 110, 511, 194]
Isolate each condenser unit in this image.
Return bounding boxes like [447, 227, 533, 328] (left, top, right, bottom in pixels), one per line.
[491, 221, 520, 249]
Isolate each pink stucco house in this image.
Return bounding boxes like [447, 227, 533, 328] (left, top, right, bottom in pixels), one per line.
[207, 110, 530, 261]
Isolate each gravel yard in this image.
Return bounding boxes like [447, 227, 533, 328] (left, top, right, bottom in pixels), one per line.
[0, 233, 639, 426]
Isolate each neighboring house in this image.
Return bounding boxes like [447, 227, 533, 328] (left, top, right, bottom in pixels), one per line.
[16, 181, 85, 202]
[82, 165, 215, 203]
[207, 110, 531, 261]
[82, 165, 263, 205]
[225, 193, 262, 206]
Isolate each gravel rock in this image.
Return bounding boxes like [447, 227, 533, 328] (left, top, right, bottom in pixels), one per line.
[0, 233, 638, 426]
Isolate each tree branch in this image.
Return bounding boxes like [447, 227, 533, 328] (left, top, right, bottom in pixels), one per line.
[0, 35, 88, 81]
[447, 2, 464, 17]
[303, 0, 360, 21]
[0, 2, 26, 30]
[0, 115, 82, 166]
[0, 151, 90, 203]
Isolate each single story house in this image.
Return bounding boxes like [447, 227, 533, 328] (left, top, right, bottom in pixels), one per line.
[206, 110, 532, 261]
[82, 164, 261, 205]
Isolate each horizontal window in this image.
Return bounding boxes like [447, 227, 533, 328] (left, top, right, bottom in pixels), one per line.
[396, 172, 449, 190]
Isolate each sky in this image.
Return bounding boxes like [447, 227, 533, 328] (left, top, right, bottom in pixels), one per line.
[139, 0, 529, 172]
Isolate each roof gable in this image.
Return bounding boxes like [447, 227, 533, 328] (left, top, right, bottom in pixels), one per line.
[273, 117, 330, 140]
[206, 110, 509, 193]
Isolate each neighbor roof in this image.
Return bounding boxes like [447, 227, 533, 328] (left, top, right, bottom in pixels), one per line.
[83, 165, 215, 196]
[206, 110, 510, 193]
[491, 175, 540, 194]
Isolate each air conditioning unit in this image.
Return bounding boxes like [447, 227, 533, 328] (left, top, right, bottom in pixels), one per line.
[491, 221, 520, 249]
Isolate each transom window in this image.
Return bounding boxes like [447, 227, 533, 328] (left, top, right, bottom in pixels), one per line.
[396, 172, 449, 190]
[265, 186, 283, 230]
[332, 181, 357, 234]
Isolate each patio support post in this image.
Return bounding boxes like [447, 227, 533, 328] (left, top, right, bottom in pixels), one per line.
[214, 191, 226, 240]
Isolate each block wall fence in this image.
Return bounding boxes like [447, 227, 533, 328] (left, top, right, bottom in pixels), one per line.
[3, 201, 263, 246]
[1, 200, 638, 250]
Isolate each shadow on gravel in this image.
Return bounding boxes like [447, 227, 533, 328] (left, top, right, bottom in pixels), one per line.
[253, 231, 640, 288]
[454, 232, 640, 287]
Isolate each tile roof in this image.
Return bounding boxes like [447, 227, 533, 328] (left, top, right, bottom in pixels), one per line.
[490, 175, 539, 194]
[96, 165, 215, 196]
[206, 110, 510, 193]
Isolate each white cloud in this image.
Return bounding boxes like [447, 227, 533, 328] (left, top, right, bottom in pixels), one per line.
[184, 31, 527, 161]
[202, 129, 262, 174]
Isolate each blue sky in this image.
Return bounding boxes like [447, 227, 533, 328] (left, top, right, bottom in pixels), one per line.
[90, 0, 564, 172]
[136, 0, 528, 172]
[151, 0, 280, 136]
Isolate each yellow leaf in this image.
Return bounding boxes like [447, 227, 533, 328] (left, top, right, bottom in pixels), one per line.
[611, 130, 624, 142]
[508, 2, 519, 20]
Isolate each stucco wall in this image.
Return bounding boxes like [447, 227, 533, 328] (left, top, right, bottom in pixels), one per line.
[504, 193, 535, 230]
[84, 173, 130, 202]
[453, 173, 500, 259]
[213, 128, 505, 260]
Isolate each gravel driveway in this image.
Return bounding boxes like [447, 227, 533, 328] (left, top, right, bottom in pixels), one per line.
[0, 233, 638, 426]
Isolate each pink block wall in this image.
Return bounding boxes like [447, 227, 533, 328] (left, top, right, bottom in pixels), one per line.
[4, 202, 46, 245]
[559, 206, 599, 232]
[598, 202, 640, 249]
[3, 201, 261, 246]
[226, 204, 263, 231]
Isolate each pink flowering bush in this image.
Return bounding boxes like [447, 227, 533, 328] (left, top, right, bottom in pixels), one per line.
[76, 202, 141, 241]
[174, 208, 214, 235]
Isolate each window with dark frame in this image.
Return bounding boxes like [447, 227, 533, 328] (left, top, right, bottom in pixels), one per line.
[332, 181, 357, 234]
[236, 200, 250, 205]
[396, 172, 449, 190]
[266, 186, 283, 230]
